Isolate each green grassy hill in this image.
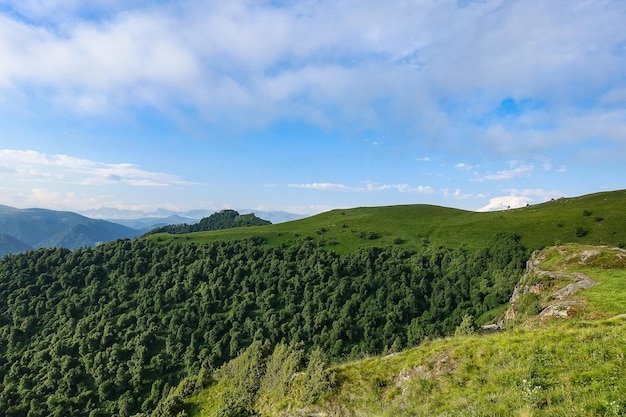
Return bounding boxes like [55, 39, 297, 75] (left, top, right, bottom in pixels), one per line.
[180, 244, 626, 417]
[148, 190, 626, 253]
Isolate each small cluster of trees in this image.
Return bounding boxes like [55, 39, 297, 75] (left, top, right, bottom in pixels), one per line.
[145, 210, 270, 235]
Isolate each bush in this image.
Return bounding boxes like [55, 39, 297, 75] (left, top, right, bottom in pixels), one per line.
[151, 388, 184, 417]
[516, 293, 542, 317]
[214, 340, 269, 417]
[454, 314, 475, 336]
[358, 231, 380, 240]
[297, 348, 335, 405]
[256, 343, 304, 414]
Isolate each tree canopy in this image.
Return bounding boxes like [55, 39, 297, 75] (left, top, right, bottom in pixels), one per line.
[0, 233, 527, 416]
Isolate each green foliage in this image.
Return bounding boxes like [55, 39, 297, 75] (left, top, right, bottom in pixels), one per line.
[575, 227, 589, 237]
[256, 343, 304, 413]
[516, 292, 542, 317]
[152, 388, 185, 417]
[187, 341, 334, 417]
[213, 340, 269, 417]
[453, 314, 475, 336]
[358, 231, 380, 240]
[296, 348, 335, 405]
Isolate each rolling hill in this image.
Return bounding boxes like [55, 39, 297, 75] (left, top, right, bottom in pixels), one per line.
[149, 189, 626, 253]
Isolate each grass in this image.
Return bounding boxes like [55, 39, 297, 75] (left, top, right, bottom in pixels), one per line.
[582, 269, 626, 318]
[147, 190, 626, 254]
[321, 319, 626, 417]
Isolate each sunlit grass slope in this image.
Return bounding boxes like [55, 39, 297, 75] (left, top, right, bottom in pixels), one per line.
[148, 190, 626, 253]
[182, 244, 626, 417]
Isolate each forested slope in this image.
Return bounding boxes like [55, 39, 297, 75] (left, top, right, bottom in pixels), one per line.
[0, 233, 526, 416]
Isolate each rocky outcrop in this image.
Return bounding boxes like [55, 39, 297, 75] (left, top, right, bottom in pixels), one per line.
[500, 245, 626, 326]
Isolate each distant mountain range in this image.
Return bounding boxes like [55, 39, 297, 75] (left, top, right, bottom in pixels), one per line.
[0, 205, 142, 256]
[0, 205, 306, 257]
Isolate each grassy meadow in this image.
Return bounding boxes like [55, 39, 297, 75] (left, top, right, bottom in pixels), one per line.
[148, 190, 626, 254]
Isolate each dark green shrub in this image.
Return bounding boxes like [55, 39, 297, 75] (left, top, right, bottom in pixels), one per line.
[516, 293, 542, 317]
[358, 231, 380, 240]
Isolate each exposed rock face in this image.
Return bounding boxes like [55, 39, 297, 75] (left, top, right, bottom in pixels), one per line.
[501, 245, 626, 325]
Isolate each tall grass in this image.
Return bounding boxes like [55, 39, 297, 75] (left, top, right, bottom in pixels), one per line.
[300, 316, 626, 417]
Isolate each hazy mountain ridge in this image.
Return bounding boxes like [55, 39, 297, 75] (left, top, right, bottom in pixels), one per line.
[107, 215, 199, 231]
[0, 206, 142, 254]
[81, 207, 307, 225]
[0, 233, 33, 257]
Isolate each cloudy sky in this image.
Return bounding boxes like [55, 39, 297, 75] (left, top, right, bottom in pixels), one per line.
[0, 0, 624, 217]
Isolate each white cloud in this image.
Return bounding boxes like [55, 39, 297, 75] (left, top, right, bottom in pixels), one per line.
[455, 162, 479, 170]
[289, 181, 434, 194]
[289, 182, 352, 192]
[483, 161, 534, 180]
[0, 149, 189, 187]
[0, 0, 622, 154]
[477, 188, 562, 211]
[477, 195, 532, 212]
[442, 188, 475, 200]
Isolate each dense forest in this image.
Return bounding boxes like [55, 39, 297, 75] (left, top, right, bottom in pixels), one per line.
[145, 210, 271, 235]
[0, 233, 527, 416]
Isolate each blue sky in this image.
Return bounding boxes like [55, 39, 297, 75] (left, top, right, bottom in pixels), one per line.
[0, 0, 625, 217]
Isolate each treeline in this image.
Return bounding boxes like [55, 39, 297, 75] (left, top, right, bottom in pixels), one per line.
[0, 233, 527, 416]
[145, 209, 271, 235]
